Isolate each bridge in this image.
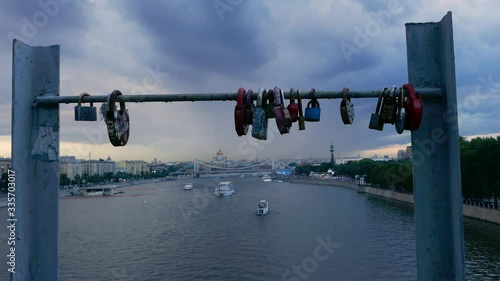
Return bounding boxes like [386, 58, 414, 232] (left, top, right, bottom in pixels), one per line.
[173, 159, 293, 176]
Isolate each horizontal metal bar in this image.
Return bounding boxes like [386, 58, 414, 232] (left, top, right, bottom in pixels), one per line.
[34, 87, 441, 105]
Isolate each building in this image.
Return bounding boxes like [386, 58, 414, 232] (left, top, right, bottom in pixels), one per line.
[0, 157, 11, 176]
[213, 149, 227, 163]
[117, 160, 148, 175]
[82, 159, 116, 176]
[60, 156, 83, 181]
[405, 146, 412, 158]
[397, 150, 406, 159]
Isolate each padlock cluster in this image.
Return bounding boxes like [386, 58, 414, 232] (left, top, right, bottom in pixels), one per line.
[234, 87, 323, 140]
[368, 84, 422, 133]
[74, 91, 130, 147]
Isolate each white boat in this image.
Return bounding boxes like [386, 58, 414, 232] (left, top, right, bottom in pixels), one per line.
[261, 175, 272, 182]
[73, 186, 122, 197]
[256, 200, 269, 216]
[214, 181, 234, 197]
[184, 183, 193, 190]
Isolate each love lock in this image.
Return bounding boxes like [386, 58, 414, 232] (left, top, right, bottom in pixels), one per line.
[251, 87, 268, 140]
[368, 87, 386, 131]
[403, 83, 423, 131]
[105, 90, 130, 147]
[340, 87, 354, 125]
[74, 93, 97, 121]
[304, 88, 321, 122]
[273, 86, 290, 135]
[395, 86, 406, 134]
[234, 87, 248, 136]
[287, 88, 299, 122]
[297, 90, 305, 130]
[245, 89, 254, 126]
[381, 85, 398, 124]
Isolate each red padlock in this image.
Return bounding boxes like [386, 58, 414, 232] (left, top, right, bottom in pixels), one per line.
[402, 83, 423, 131]
[234, 87, 248, 136]
[287, 88, 299, 122]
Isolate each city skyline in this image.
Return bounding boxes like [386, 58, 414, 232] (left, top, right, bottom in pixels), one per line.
[0, 1, 499, 162]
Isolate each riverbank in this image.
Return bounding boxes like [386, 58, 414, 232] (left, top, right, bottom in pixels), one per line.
[0, 177, 175, 207]
[289, 178, 500, 225]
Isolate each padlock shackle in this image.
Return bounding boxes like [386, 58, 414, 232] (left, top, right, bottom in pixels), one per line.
[342, 87, 349, 101]
[399, 86, 405, 107]
[297, 90, 304, 117]
[257, 88, 266, 107]
[236, 87, 246, 109]
[279, 88, 286, 107]
[245, 89, 253, 107]
[108, 90, 126, 114]
[289, 88, 295, 104]
[389, 85, 397, 97]
[78, 93, 91, 107]
[375, 87, 387, 114]
[273, 86, 282, 106]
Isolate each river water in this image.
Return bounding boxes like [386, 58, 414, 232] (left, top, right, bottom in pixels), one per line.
[0, 176, 499, 280]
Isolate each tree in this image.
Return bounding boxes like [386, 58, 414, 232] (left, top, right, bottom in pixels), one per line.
[60, 173, 70, 186]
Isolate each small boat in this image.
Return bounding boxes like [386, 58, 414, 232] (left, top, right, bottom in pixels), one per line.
[74, 186, 120, 197]
[256, 200, 269, 216]
[184, 183, 194, 190]
[261, 175, 272, 182]
[214, 181, 234, 197]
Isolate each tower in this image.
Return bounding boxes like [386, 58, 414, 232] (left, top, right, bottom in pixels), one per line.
[329, 143, 335, 166]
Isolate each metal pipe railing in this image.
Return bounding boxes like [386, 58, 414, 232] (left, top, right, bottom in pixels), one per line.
[34, 87, 442, 105]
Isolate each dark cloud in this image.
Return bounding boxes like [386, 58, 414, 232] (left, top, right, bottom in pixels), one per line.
[116, 0, 276, 82]
[0, 0, 92, 45]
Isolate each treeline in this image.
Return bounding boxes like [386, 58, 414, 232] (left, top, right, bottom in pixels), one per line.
[295, 136, 500, 198]
[335, 158, 413, 192]
[460, 136, 500, 199]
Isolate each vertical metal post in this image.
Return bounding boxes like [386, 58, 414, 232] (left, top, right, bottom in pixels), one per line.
[11, 40, 60, 281]
[406, 12, 465, 280]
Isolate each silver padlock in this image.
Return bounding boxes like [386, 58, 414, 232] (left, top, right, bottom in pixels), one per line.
[74, 93, 97, 121]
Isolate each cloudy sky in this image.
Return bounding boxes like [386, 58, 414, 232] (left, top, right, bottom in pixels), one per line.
[0, 0, 499, 163]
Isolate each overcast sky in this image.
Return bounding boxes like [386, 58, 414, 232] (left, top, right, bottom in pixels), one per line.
[0, 0, 499, 162]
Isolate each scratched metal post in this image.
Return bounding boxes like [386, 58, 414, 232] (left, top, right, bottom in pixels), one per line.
[406, 12, 465, 281]
[11, 39, 60, 281]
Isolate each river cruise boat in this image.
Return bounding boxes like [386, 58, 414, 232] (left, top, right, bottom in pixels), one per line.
[261, 175, 272, 182]
[214, 181, 234, 197]
[256, 200, 269, 216]
[72, 186, 122, 197]
[184, 183, 194, 190]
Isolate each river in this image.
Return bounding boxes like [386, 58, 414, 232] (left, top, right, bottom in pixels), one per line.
[0, 176, 498, 280]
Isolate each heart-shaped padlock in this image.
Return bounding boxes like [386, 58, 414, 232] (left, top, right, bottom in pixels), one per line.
[234, 87, 248, 136]
[340, 87, 354, 125]
[251, 87, 268, 140]
[368, 87, 386, 131]
[395, 86, 406, 134]
[403, 83, 423, 131]
[287, 88, 299, 122]
[105, 90, 130, 147]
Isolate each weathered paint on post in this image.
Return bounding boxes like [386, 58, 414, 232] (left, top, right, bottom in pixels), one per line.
[11, 40, 60, 280]
[406, 12, 465, 280]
